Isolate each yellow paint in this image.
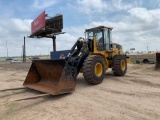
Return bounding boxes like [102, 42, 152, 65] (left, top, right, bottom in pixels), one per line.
[94, 63, 103, 76]
[121, 60, 126, 71]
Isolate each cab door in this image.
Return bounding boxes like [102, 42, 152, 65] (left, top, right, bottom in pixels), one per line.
[104, 28, 112, 50]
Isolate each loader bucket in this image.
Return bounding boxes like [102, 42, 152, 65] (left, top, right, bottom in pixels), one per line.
[156, 53, 160, 69]
[23, 59, 76, 95]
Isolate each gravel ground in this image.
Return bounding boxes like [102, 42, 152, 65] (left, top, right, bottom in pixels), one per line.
[0, 62, 160, 120]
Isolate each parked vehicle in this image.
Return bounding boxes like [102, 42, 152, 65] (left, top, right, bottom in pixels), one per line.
[29, 56, 40, 60]
[10, 59, 22, 63]
[5, 58, 13, 61]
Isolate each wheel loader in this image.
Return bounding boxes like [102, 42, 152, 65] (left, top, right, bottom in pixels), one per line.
[23, 26, 128, 95]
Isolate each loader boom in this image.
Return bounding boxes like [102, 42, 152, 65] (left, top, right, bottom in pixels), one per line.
[66, 37, 91, 78]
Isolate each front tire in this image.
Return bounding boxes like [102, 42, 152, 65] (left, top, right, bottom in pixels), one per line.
[83, 55, 105, 85]
[112, 55, 127, 76]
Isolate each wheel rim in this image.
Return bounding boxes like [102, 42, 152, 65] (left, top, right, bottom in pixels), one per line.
[94, 62, 103, 77]
[121, 60, 126, 71]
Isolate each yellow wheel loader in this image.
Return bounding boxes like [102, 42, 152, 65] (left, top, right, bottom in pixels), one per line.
[23, 26, 128, 95]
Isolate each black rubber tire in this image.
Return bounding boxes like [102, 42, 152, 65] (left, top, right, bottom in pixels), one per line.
[112, 55, 127, 76]
[143, 59, 149, 63]
[83, 55, 105, 85]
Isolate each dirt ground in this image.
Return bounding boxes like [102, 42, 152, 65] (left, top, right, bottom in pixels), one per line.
[0, 62, 160, 120]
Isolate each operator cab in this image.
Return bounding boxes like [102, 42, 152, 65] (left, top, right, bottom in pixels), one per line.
[85, 26, 113, 51]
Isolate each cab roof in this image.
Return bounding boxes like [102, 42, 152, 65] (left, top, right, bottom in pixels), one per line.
[85, 26, 113, 32]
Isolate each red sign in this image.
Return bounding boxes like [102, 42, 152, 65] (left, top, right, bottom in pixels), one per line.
[31, 11, 46, 34]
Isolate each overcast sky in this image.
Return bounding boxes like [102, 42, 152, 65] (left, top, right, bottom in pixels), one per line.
[0, 0, 160, 57]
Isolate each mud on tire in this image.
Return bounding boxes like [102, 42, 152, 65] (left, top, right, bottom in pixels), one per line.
[83, 55, 105, 85]
[112, 55, 127, 76]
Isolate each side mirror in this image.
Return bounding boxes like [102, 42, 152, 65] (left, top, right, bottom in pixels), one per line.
[110, 44, 113, 48]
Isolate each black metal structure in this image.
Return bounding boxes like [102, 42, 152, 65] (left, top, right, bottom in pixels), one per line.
[65, 37, 90, 79]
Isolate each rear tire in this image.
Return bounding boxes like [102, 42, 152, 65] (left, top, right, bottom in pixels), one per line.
[112, 55, 127, 76]
[83, 55, 105, 85]
[143, 59, 149, 63]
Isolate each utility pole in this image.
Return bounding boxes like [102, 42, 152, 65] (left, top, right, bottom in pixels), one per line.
[23, 36, 26, 62]
[48, 47, 50, 59]
[147, 45, 149, 54]
[6, 40, 8, 57]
